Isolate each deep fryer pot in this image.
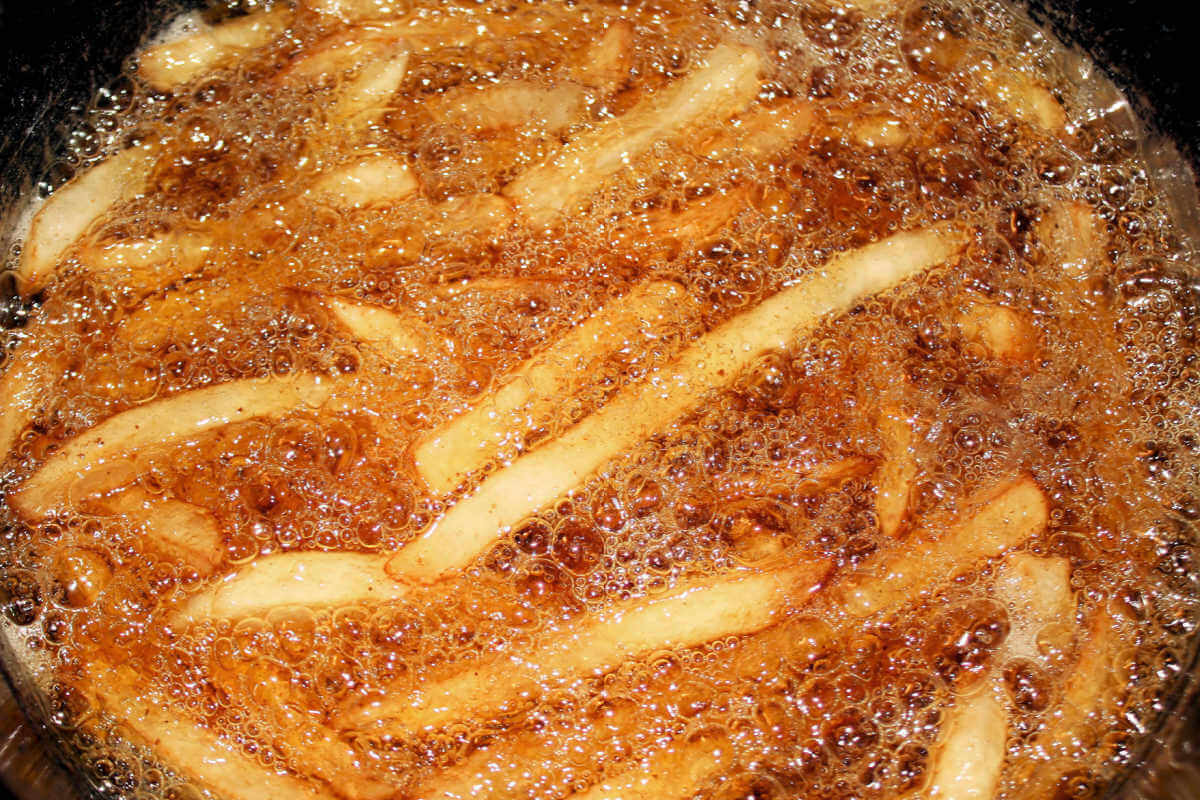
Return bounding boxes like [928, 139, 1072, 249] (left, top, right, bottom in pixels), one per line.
[3, 0, 1200, 798]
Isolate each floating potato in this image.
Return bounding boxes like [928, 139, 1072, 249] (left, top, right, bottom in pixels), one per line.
[330, 50, 411, 130]
[874, 406, 916, 538]
[994, 552, 1074, 662]
[566, 735, 732, 800]
[851, 114, 911, 149]
[137, 7, 293, 92]
[688, 100, 816, 163]
[957, 298, 1038, 363]
[424, 80, 590, 135]
[10, 374, 342, 518]
[921, 682, 1008, 799]
[975, 58, 1068, 134]
[325, 295, 442, 362]
[274, 27, 405, 87]
[504, 42, 764, 226]
[414, 280, 700, 495]
[17, 145, 158, 294]
[95, 487, 224, 574]
[1037, 201, 1106, 278]
[306, 154, 420, 209]
[573, 20, 634, 92]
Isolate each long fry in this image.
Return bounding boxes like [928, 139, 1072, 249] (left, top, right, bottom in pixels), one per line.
[415, 280, 699, 495]
[97, 487, 224, 574]
[307, 154, 419, 209]
[874, 406, 916, 538]
[331, 50, 410, 130]
[175, 552, 408, 624]
[503, 42, 764, 226]
[336, 561, 828, 734]
[17, 145, 157, 293]
[921, 683, 1008, 799]
[137, 8, 292, 92]
[83, 663, 336, 800]
[81, 230, 214, 292]
[10, 374, 340, 518]
[325, 296, 441, 362]
[390, 224, 967, 582]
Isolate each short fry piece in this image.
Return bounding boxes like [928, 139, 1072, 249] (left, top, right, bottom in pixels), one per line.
[1037, 201, 1105, 278]
[851, 114, 910, 149]
[994, 552, 1074, 662]
[17, 146, 157, 293]
[10, 374, 340, 518]
[414, 280, 699, 495]
[83, 664, 336, 800]
[573, 21, 634, 92]
[567, 735, 732, 800]
[82, 230, 213, 291]
[307, 154, 419, 209]
[97, 487, 224, 574]
[331, 50, 410, 129]
[922, 684, 1008, 799]
[337, 561, 828, 734]
[174, 551, 407, 626]
[138, 8, 292, 92]
[977, 60, 1067, 134]
[504, 43, 763, 226]
[957, 299, 1038, 363]
[326, 296, 438, 361]
[874, 407, 916, 538]
[274, 28, 403, 87]
[390, 224, 966, 581]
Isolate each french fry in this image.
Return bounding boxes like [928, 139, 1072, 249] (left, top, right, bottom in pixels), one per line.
[572, 21, 634, 92]
[689, 100, 816, 163]
[96, 487, 224, 574]
[83, 663, 337, 800]
[174, 551, 409, 624]
[956, 298, 1038, 363]
[389, 224, 966, 581]
[975, 59, 1067, 134]
[429, 194, 515, 242]
[16, 145, 158, 293]
[993, 552, 1074, 662]
[566, 735, 732, 800]
[325, 295, 441, 362]
[851, 114, 910, 149]
[618, 186, 750, 249]
[81, 230, 213, 292]
[431, 276, 549, 299]
[306, 154, 420, 209]
[414, 280, 699, 495]
[0, 346, 58, 462]
[1037, 201, 1105, 278]
[330, 50, 410, 130]
[874, 407, 916, 538]
[921, 683, 1008, 799]
[137, 7, 293, 92]
[504, 42, 764, 226]
[425, 81, 589, 135]
[274, 27, 404, 87]
[10, 374, 341, 519]
[336, 561, 828, 734]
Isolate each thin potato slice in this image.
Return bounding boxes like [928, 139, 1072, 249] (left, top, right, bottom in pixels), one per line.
[137, 8, 293, 92]
[874, 406, 916, 538]
[10, 374, 340, 518]
[81, 230, 214, 292]
[17, 145, 158, 293]
[414, 280, 700, 495]
[83, 664, 337, 800]
[389, 224, 967, 582]
[504, 43, 764, 226]
[336, 561, 829, 734]
[331, 50, 410, 129]
[96, 487, 224, 574]
[326, 296, 441, 361]
[174, 552, 409, 624]
[307, 154, 420, 209]
[922, 683, 1008, 799]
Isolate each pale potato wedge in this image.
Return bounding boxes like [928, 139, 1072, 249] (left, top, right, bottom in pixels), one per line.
[414, 280, 700, 495]
[138, 7, 293, 92]
[306, 154, 420, 209]
[336, 561, 829, 734]
[957, 298, 1038, 363]
[922, 682, 1008, 799]
[84, 663, 337, 800]
[994, 552, 1074, 662]
[174, 551, 410, 625]
[10, 374, 341, 518]
[874, 406, 916, 538]
[425, 81, 590, 135]
[389, 224, 967, 582]
[331, 50, 410, 129]
[325, 295, 441, 361]
[17, 145, 158, 293]
[504, 42, 764, 226]
[96, 487, 224, 574]
[81, 230, 213, 292]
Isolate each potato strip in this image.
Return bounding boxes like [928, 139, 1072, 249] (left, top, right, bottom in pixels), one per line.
[98, 487, 224, 574]
[10, 374, 340, 518]
[175, 552, 409, 624]
[137, 8, 292, 91]
[336, 561, 828, 734]
[415, 279, 699, 495]
[874, 406, 916, 538]
[503, 42, 764, 226]
[390, 223, 967, 582]
[307, 154, 419, 209]
[83, 664, 337, 800]
[326, 296, 440, 362]
[922, 684, 1008, 799]
[567, 736, 732, 800]
[331, 50, 410, 129]
[82, 230, 214, 292]
[17, 145, 157, 293]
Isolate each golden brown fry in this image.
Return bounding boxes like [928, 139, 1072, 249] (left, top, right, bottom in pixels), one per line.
[922, 682, 1008, 799]
[689, 100, 816, 163]
[414, 280, 699, 495]
[137, 8, 292, 92]
[174, 551, 409, 625]
[874, 407, 916, 538]
[331, 50, 410, 130]
[307, 154, 420, 209]
[96, 487, 224, 574]
[504, 43, 764, 226]
[83, 663, 337, 800]
[325, 295, 441, 361]
[975, 58, 1067, 134]
[82, 230, 213, 291]
[10, 374, 341, 518]
[336, 561, 828, 734]
[1037, 201, 1106, 278]
[390, 224, 966, 582]
[17, 145, 157, 293]
[957, 298, 1038, 363]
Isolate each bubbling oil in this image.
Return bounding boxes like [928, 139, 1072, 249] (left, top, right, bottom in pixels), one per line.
[2, 0, 1200, 798]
